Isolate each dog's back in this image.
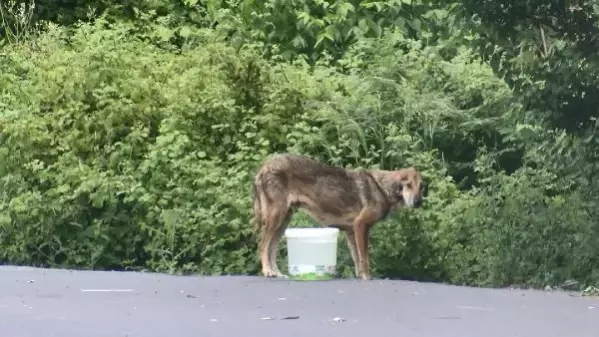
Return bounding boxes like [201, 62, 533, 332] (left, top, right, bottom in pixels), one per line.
[252, 153, 389, 228]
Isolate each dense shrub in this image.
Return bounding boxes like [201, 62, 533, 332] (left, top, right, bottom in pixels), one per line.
[440, 166, 599, 288]
[1, 9, 598, 291]
[0, 21, 458, 276]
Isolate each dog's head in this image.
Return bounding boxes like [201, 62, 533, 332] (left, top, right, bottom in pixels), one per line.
[393, 167, 428, 208]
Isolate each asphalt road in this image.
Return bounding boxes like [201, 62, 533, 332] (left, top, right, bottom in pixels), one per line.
[1, 266, 597, 337]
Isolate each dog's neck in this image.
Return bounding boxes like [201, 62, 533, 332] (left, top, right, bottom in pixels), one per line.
[365, 169, 403, 205]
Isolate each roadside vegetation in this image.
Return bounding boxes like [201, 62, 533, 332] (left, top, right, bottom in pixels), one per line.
[1, 0, 599, 291]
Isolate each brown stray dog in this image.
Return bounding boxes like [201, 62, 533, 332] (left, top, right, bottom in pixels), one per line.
[252, 153, 428, 280]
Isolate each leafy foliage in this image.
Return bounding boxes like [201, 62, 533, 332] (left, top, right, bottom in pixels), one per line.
[1, 0, 598, 290]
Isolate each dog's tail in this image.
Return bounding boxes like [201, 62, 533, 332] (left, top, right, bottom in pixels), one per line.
[251, 176, 264, 231]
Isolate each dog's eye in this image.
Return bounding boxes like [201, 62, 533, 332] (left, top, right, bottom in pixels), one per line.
[405, 183, 412, 189]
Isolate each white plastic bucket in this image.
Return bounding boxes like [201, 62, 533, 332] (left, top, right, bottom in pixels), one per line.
[284, 227, 339, 280]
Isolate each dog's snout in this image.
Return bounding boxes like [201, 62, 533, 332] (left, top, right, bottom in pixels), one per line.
[414, 199, 423, 208]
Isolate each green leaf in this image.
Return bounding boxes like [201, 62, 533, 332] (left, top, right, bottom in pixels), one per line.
[358, 18, 370, 32]
[156, 26, 175, 42]
[179, 26, 193, 38]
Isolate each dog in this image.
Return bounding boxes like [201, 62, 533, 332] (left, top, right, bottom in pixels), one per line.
[251, 153, 428, 280]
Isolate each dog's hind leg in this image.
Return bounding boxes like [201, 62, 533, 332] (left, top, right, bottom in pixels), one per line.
[259, 202, 290, 278]
[268, 209, 293, 278]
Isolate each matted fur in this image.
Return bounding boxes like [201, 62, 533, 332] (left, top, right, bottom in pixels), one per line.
[252, 153, 428, 280]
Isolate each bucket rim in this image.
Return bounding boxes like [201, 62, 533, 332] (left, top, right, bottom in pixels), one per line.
[284, 227, 339, 239]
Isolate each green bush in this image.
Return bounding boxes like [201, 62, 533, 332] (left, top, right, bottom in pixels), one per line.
[0, 20, 454, 275]
[1, 18, 598, 291]
[440, 166, 599, 288]
[1, 21, 271, 274]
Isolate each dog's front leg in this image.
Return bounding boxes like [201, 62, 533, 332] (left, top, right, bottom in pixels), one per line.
[344, 230, 360, 277]
[353, 211, 375, 281]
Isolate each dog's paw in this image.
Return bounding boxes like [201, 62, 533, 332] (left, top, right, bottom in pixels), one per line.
[358, 273, 372, 281]
[262, 270, 288, 278]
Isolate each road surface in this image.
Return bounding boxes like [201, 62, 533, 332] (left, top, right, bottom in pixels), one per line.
[0, 266, 597, 337]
